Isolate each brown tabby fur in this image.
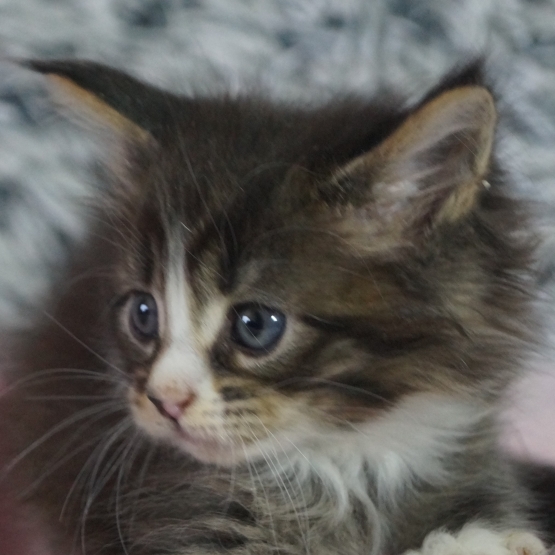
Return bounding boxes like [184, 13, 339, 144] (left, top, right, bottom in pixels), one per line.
[0, 59, 550, 555]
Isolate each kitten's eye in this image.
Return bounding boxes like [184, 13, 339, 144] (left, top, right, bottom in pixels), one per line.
[129, 293, 158, 340]
[232, 304, 286, 353]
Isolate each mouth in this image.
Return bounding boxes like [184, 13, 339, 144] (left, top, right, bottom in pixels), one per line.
[129, 392, 241, 465]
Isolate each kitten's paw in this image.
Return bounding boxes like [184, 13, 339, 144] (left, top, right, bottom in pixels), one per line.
[503, 531, 546, 555]
[403, 524, 546, 555]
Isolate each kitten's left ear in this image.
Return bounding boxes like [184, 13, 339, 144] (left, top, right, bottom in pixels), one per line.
[327, 85, 496, 248]
[20, 59, 177, 143]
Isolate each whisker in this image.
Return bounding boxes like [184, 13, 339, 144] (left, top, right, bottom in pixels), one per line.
[59, 415, 127, 520]
[115, 429, 142, 555]
[245, 417, 310, 553]
[1, 367, 123, 398]
[4, 401, 125, 475]
[25, 394, 121, 401]
[20, 435, 102, 500]
[78, 420, 134, 554]
[243, 421, 302, 542]
[239, 436, 280, 553]
[126, 441, 156, 539]
[21, 406, 127, 499]
[42, 312, 127, 378]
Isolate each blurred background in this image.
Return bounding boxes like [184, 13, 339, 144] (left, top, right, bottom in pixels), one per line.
[1, 0, 555, 522]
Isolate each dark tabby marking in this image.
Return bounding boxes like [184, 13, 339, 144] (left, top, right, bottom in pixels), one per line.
[0, 59, 552, 555]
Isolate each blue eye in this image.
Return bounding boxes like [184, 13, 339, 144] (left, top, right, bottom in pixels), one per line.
[129, 292, 158, 340]
[232, 304, 286, 353]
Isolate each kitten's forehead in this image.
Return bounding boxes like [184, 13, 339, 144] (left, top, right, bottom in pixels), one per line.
[166, 236, 227, 344]
[122, 98, 404, 295]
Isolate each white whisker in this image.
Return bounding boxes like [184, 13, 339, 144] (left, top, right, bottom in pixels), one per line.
[239, 436, 279, 552]
[42, 312, 127, 378]
[4, 400, 124, 476]
[247, 416, 311, 554]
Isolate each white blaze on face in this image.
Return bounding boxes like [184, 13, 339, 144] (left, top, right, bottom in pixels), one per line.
[135, 236, 240, 464]
[147, 239, 213, 403]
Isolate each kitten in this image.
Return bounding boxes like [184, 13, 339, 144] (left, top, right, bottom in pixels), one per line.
[0, 59, 551, 555]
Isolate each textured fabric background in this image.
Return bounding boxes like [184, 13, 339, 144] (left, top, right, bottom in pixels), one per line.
[1, 0, 555, 471]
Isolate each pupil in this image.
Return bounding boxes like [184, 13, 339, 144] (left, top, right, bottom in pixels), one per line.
[139, 303, 149, 321]
[242, 311, 263, 335]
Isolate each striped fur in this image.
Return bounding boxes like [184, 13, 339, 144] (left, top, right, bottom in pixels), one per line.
[0, 60, 548, 554]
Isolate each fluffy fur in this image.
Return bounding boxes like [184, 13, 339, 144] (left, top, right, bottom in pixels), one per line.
[0, 60, 550, 555]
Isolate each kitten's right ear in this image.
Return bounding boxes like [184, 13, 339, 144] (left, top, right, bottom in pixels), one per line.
[20, 59, 175, 143]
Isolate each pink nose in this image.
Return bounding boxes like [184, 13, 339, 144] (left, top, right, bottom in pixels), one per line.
[147, 392, 196, 422]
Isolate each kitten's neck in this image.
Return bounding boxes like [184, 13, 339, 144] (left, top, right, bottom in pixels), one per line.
[260, 392, 494, 515]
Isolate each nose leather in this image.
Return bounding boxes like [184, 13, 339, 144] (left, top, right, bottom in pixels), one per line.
[147, 392, 196, 422]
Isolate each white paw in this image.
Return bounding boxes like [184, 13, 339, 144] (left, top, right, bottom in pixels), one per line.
[403, 524, 546, 555]
[504, 531, 546, 555]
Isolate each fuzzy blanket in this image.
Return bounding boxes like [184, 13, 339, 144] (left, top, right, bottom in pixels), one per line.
[2, 1, 555, 552]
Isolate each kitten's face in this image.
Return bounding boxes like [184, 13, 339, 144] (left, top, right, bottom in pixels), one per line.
[28, 60, 530, 466]
[104, 88, 525, 467]
[114, 193, 394, 464]
[115, 203, 415, 465]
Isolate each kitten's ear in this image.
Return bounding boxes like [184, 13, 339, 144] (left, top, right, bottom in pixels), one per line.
[20, 59, 175, 143]
[327, 85, 496, 248]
